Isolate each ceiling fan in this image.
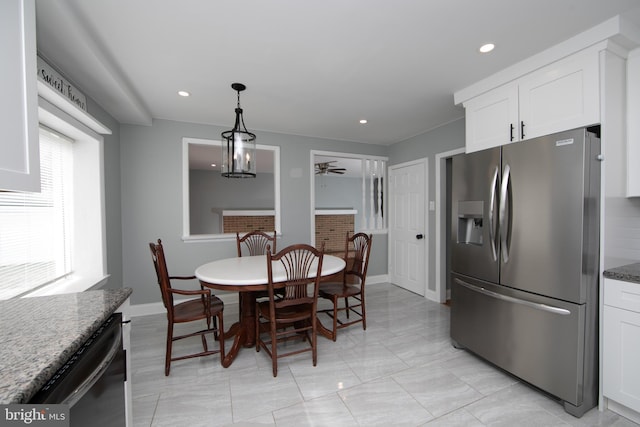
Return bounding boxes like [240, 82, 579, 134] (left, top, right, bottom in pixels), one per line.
[315, 161, 346, 175]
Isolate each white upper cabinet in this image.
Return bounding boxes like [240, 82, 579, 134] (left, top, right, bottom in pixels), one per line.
[462, 48, 600, 153]
[519, 49, 600, 140]
[627, 49, 640, 198]
[463, 82, 518, 153]
[0, 0, 39, 192]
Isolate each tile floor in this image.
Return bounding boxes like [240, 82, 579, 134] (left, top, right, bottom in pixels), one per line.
[131, 283, 639, 426]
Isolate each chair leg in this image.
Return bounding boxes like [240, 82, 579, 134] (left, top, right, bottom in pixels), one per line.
[165, 321, 173, 376]
[212, 315, 219, 341]
[255, 304, 261, 352]
[345, 297, 350, 319]
[271, 319, 278, 377]
[218, 312, 225, 361]
[312, 316, 317, 366]
[361, 293, 366, 330]
[332, 296, 339, 342]
[201, 333, 209, 352]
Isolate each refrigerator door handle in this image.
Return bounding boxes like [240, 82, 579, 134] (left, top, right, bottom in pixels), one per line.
[455, 278, 571, 316]
[489, 166, 499, 261]
[499, 164, 511, 263]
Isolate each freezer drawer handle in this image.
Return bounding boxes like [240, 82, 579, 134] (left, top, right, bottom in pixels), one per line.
[455, 278, 571, 316]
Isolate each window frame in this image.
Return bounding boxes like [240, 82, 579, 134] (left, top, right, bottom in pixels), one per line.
[310, 150, 388, 247]
[20, 97, 109, 297]
[182, 137, 281, 242]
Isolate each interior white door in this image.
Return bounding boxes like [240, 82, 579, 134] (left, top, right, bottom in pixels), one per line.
[389, 159, 427, 296]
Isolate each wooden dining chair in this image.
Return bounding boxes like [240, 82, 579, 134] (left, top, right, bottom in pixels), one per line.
[149, 239, 225, 375]
[318, 232, 372, 341]
[236, 230, 279, 302]
[236, 230, 277, 257]
[255, 243, 324, 377]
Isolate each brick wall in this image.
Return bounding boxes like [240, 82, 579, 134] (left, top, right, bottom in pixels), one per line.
[315, 214, 354, 254]
[224, 214, 353, 253]
[223, 216, 275, 234]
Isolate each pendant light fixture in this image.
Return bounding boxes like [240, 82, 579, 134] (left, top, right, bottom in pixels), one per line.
[221, 83, 257, 178]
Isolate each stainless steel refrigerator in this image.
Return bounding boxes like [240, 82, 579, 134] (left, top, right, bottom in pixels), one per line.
[450, 127, 601, 417]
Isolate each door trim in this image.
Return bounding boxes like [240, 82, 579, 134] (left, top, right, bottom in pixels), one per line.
[435, 147, 464, 303]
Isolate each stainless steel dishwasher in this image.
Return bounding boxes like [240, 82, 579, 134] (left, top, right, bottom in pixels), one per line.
[29, 313, 126, 426]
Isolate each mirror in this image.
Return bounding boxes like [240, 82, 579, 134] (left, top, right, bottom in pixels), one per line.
[182, 137, 280, 240]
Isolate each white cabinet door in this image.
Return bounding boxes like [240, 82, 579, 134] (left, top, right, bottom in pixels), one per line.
[627, 49, 640, 197]
[603, 304, 640, 411]
[518, 50, 600, 141]
[462, 49, 600, 154]
[0, 0, 39, 192]
[463, 82, 518, 153]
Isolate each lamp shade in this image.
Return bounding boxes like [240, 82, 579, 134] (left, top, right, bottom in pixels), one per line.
[221, 83, 256, 178]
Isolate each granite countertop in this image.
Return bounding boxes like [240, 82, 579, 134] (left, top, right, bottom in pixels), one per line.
[603, 262, 640, 284]
[0, 288, 132, 404]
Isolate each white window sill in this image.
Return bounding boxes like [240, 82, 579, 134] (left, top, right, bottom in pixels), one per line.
[23, 274, 110, 298]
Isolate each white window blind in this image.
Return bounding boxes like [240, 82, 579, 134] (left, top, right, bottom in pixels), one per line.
[0, 127, 74, 299]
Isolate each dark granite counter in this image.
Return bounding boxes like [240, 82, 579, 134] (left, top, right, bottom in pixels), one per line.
[0, 288, 132, 404]
[603, 262, 640, 284]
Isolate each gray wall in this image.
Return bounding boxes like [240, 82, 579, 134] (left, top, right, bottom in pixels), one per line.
[315, 176, 363, 230]
[190, 170, 275, 234]
[120, 119, 388, 305]
[387, 119, 465, 293]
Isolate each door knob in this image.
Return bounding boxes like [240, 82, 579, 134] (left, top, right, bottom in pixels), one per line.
[416, 234, 424, 239]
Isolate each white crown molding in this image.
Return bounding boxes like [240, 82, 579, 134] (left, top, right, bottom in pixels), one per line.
[36, 1, 152, 125]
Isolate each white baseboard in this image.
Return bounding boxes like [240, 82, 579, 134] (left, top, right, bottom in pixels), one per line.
[366, 274, 388, 285]
[606, 400, 640, 425]
[424, 288, 440, 303]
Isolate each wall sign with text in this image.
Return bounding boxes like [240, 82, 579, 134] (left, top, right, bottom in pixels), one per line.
[37, 56, 87, 112]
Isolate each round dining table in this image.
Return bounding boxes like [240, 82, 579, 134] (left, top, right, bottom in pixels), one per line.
[195, 254, 346, 367]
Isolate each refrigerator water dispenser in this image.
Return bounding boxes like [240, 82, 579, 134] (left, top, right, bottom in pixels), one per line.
[457, 201, 484, 245]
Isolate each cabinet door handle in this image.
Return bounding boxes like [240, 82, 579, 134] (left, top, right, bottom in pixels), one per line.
[520, 121, 525, 139]
[510, 124, 515, 142]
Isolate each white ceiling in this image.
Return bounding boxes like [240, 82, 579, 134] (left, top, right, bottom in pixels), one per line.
[35, 0, 640, 147]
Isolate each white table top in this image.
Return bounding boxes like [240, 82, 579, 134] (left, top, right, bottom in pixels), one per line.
[195, 254, 346, 286]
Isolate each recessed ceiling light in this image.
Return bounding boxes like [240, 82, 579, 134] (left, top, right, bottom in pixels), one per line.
[178, 90, 190, 97]
[359, 119, 368, 124]
[479, 43, 495, 53]
[211, 163, 217, 168]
